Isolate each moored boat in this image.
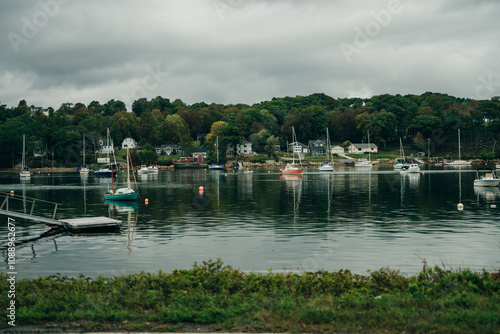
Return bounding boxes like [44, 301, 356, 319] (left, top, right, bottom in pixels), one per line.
[400, 163, 420, 173]
[445, 129, 471, 166]
[209, 136, 224, 170]
[19, 134, 31, 179]
[318, 128, 334, 172]
[473, 168, 500, 187]
[104, 149, 138, 201]
[355, 130, 373, 168]
[281, 127, 303, 174]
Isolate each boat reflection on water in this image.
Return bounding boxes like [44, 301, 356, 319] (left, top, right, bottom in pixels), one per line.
[105, 200, 139, 254]
[105, 200, 138, 213]
[474, 186, 500, 202]
[138, 172, 158, 182]
[280, 173, 303, 222]
[401, 171, 420, 187]
[280, 174, 303, 181]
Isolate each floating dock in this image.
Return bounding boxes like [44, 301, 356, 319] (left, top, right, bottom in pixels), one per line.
[59, 216, 121, 232]
[0, 192, 121, 232]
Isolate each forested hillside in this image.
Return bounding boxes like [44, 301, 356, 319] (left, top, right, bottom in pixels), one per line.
[1, 92, 499, 168]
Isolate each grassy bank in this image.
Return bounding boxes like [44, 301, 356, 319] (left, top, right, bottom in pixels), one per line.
[2, 260, 499, 333]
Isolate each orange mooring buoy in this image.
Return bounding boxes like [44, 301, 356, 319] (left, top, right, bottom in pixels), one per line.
[10, 190, 14, 196]
[145, 198, 149, 205]
[199, 186, 204, 194]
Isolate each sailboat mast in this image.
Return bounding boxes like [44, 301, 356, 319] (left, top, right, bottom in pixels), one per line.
[458, 129, 461, 160]
[326, 128, 330, 162]
[126, 148, 131, 190]
[22, 134, 26, 169]
[368, 130, 371, 162]
[83, 134, 86, 168]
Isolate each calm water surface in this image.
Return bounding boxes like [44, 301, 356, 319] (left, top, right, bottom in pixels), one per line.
[2, 165, 499, 278]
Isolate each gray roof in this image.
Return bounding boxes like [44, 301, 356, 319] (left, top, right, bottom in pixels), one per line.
[308, 139, 326, 147]
[352, 143, 378, 148]
[193, 147, 209, 153]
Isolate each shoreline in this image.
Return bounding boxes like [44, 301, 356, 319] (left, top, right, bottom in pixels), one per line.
[1, 158, 498, 174]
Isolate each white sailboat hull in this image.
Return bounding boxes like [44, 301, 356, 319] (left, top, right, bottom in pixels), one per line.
[319, 165, 334, 171]
[446, 160, 471, 166]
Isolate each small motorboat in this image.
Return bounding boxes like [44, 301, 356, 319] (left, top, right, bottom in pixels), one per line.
[400, 163, 420, 173]
[473, 168, 500, 187]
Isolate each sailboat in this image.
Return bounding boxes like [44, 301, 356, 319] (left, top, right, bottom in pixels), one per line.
[79, 134, 90, 175]
[393, 138, 410, 169]
[445, 129, 471, 166]
[319, 128, 334, 172]
[281, 127, 303, 174]
[355, 130, 373, 167]
[208, 136, 224, 170]
[94, 128, 118, 177]
[19, 134, 31, 179]
[104, 148, 138, 201]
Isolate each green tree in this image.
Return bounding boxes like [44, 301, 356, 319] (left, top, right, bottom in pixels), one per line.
[410, 115, 443, 139]
[250, 129, 270, 153]
[110, 111, 138, 144]
[163, 114, 190, 144]
[264, 135, 279, 157]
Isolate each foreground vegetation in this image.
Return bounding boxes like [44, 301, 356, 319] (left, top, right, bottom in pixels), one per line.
[2, 260, 499, 333]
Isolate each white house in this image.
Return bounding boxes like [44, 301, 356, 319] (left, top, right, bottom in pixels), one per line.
[331, 145, 345, 155]
[99, 139, 114, 154]
[226, 140, 254, 156]
[121, 137, 137, 149]
[348, 143, 378, 154]
[288, 142, 309, 155]
[193, 147, 209, 160]
[155, 144, 183, 155]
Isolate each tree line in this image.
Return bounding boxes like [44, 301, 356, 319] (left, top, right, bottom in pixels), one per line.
[1, 92, 499, 168]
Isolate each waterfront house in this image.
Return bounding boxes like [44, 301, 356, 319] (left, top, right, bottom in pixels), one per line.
[155, 144, 183, 155]
[226, 140, 254, 156]
[121, 137, 137, 149]
[308, 139, 327, 156]
[99, 140, 114, 154]
[348, 143, 378, 154]
[193, 147, 209, 161]
[331, 145, 345, 155]
[287, 142, 309, 155]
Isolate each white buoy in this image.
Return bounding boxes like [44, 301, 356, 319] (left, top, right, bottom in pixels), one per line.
[491, 204, 497, 209]
[457, 203, 464, 211]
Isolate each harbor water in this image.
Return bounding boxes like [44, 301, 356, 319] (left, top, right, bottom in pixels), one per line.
[1, 165, 499, 278]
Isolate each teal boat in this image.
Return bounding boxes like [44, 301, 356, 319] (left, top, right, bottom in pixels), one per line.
[104, 189, 138, 201]
[104, 148, 138, 201]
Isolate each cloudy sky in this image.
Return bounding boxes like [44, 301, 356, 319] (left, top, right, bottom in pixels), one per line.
[1, 0, 499, 110]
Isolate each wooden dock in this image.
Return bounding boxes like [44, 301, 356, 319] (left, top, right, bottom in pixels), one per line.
[0, 192, 121, 232]
[60, 216, 121, 232]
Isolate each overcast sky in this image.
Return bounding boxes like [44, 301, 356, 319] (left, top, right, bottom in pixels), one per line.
[1, 0, 499, 110]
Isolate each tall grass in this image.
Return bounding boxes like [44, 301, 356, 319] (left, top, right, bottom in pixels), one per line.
[2, 260, 499, 333]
